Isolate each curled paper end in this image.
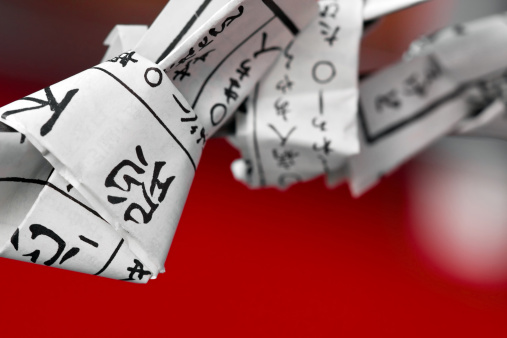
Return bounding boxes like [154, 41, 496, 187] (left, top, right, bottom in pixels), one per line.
[231, 159, 250, 184]
[454, 100, 506, 135]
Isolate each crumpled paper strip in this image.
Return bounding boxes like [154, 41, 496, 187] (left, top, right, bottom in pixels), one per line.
[348, 12, 507, 195]
[229, 0, 364, 189]
[0, 0, 317, 282]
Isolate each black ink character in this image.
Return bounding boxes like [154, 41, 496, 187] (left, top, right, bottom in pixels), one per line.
[108, 51, 138, 67]
[2, 87, 79, 136]
[236, 60, 251, 80]
[274, 98, 290, 122]
[312, 61, 336, 84]
[404, 75, 428, 97]
[209, 6, 244, 37]
[283, 40, 295, 70]
[272, 149, 299, 170]
[144, 67, 163, 88]
[198, 36, 213, 50]
[425, 57, 443, 82]
[210, 103, 227, 127]
[79, 235, 99, 248]
[173, 61, 192, 81]
[319, 3, 339, 18]
[404, 58, 442, 98]
[173, 94, 205, 145]
[174, 94, 197, 123]
[318, 90, 325, 115]
[276, 75, 294, 94]
[192, 49, 216, 65]
[319, 21, 340, 47]
[124, 259, 152, 281]
[224, 78, 241, 104]
[105, 145, 175, 224]
[313, 137, 333, 156]
[94, 238, 124, 276]
[196, 127, 206, 145]
[176, 47, 196, 66]
[16, 224, 80, 266]
[375, 90, 401, 112]
[312, 117, 327, 132]
[10, 229, 19, 251]
[268, 124, 296, 147]
[254, 32, 282, 59]
[171, 48, 196, 80]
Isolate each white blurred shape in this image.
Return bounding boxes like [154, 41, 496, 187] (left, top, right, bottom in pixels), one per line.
[363, 0, 427, 21]
[231, 159, 249, 184]
[409, 137, 507, 285]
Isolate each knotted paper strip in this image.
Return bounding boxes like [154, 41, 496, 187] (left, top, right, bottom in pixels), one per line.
[0, 0, 317, 282]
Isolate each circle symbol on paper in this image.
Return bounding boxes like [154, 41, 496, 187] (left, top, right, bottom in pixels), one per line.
[210, 103, 227, 126]
[312, 61, 336, 84]
[144, 67, 163, 87]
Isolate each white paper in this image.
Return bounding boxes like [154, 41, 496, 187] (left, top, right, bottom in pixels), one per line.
[0, 133, 53, 245]
[455, 71, 507, 139]
[102, 25, 148, 63]
[454, 100, 506, 135]
[349, 13, 507, 196]
[0, 0, 317, 282]
[229, 0, 363, 189]
[160, 0, 318, 136]
[363, 0, 428, 21]
[0, 53, 200, 276]
[1, 170, 150, 282]
[135, 0, 232, 63]
[464, 112, 507, 140]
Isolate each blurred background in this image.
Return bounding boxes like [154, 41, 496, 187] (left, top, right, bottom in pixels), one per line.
[1, 0, 507, 336]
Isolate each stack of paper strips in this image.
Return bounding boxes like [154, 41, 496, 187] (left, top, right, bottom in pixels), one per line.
[2, 0, 506, 283]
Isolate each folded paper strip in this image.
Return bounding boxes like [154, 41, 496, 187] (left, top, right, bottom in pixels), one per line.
[0, 0, 318, 282]
[230, 0, 364, 189]
[3, 0, 505, 283]
[348, 13, 507, 195]
[227, 8, 507, 195]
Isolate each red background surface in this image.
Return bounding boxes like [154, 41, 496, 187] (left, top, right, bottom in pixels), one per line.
[0, 1, 507, 337]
